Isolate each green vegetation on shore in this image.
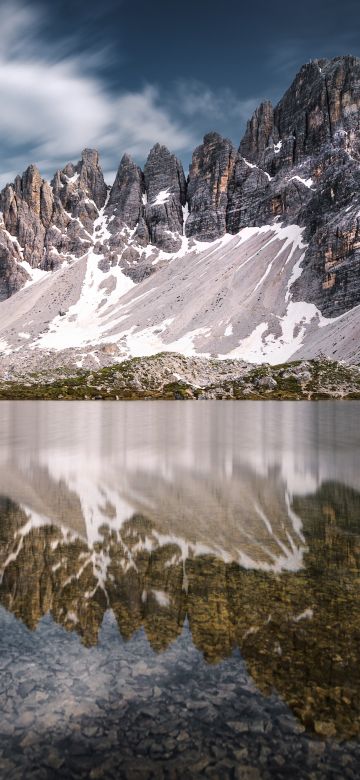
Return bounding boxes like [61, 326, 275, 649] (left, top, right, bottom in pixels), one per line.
[0, 354, 360, 400]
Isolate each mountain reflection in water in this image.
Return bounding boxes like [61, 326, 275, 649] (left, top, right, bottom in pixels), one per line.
[0, 400, 360, 747]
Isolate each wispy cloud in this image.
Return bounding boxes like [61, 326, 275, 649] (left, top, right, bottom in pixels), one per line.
[0, 1, 194, 184]
[0, 0, 267, 186]
[265, 31, 360, 79]
[174, 79, 260, 124]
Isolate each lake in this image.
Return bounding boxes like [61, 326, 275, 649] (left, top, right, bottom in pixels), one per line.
[0, 400, 360, 779]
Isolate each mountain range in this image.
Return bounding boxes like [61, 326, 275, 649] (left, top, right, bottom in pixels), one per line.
[1, 55, 360, 372]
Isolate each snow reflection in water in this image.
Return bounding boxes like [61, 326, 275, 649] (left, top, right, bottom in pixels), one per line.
[0, 401, 360, 777]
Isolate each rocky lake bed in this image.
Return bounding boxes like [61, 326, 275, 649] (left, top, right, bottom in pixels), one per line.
[2, 609, 360, 780]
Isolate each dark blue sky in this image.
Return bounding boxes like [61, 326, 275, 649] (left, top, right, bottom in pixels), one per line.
[0, 0, 359, 185]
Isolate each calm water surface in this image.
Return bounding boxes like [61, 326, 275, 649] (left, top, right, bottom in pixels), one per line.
[0, 401, 360, 779]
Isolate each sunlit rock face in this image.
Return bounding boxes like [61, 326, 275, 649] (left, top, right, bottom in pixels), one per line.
[105, 154, 145, 231]
[0, 150, 108, 278]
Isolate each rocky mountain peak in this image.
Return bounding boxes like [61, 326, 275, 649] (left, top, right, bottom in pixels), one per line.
[203, 131, 229, 145]
[50, 149, 107, 236]
[1, 164, 45, 226]
[1, 54, 360, 339]
[122, 152, 135, 163]
[18, 164, 43, 216]
[52, 148, 107, 207]
[144, 144, 186, 204]
[80, 148, 100, 166]
[240, 55, 360, 175]
[186, 132, 237, 240]
[0, 164, 48, 269]
[77, 148, 108, 208]
[274, 56, 360, 163]
[239, 101, 276, 164]
[143, 144, 187, 251]
[106, 153, 144, 228]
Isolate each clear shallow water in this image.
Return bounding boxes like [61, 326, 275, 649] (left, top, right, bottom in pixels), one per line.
[0, 400, 360, 779]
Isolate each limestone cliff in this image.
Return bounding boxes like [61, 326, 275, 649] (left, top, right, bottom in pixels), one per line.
[1, 55, 360, 321]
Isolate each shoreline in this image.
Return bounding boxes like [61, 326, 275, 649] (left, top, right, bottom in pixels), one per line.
[0, 353, 360, 401]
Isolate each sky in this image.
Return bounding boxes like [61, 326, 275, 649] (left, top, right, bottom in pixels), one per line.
[1, 0, 360, 187]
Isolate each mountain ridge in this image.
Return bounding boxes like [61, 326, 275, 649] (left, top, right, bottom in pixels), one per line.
[1, 55, 360, 370]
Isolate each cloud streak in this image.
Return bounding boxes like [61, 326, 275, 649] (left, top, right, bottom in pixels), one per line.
[0, 1, 265, 187]
[0, 1, 194, 185]
[174, 80, 260, 125]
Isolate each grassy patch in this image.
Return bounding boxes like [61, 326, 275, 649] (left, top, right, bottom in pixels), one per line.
[1, 356, 360, 400]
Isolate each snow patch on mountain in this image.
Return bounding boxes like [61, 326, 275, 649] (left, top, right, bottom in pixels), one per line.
[290, 175, 314, 189]
[152, 188, 170, 206]
[37, 248, 135, 350]
[0, 221, 353, 366]
[228, 302, 333, 364]
[19, 261, 49, 287]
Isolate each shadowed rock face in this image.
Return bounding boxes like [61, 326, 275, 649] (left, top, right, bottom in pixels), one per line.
[186, 132, 237, 241]
[274, 56, 360, 163]
[239, 100, 277, 165]
[106, 153, 145, 230]
[0, 228, 29, 300]
[290, 148, 360, 314]
[143, 144, 187, 251]
[235, 56, 360, 315]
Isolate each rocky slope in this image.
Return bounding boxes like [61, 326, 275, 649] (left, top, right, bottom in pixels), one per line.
[0, 354, 359, 400]
[0, 55, 360, 369]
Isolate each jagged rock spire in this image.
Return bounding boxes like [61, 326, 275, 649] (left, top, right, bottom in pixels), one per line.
[186, 132, 237, 241]
[106, 153, 144, 228]
[143, 144, 187, 252]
